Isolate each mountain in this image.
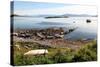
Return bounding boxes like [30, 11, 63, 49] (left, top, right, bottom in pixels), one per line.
[11, 13, 97, 17]
[44, 14, 96, 19]
[62, 14, 97, 17]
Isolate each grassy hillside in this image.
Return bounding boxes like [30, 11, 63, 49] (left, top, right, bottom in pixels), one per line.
[12, 40, 97, 66]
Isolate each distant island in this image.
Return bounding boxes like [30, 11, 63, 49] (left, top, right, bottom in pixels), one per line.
[45, 16, 68, 19]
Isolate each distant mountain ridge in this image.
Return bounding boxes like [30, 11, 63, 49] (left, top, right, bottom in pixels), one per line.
[11, 14, 97, 17]
[62, 14, 97, 17]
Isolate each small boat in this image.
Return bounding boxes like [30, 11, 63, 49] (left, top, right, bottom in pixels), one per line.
[86, 19, 91, 23]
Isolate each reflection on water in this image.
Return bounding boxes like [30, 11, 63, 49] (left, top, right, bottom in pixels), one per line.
[13, 16, 97, 40]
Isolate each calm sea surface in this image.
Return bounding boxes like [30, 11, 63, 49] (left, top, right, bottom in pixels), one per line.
[13, 16, 97, 40]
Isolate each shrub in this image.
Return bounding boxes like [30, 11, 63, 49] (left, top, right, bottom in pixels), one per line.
[52, 49, 74, 63]
[72, 41, 97, 62]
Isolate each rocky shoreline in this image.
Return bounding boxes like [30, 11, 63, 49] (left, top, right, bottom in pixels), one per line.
[12, 27, 94, 50]
[12, 27, 76, 40]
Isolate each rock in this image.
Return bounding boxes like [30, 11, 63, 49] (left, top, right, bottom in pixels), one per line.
[24, 49, 48, 55]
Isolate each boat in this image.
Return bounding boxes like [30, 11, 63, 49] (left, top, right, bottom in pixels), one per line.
[86, 19, 91, 23]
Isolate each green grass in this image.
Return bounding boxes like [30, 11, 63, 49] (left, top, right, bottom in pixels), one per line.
[12, 40, 97, 66]
[72, 40, 97, 62]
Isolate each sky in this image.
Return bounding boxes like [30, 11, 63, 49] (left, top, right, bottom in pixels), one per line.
[12, 1, 97, 15]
